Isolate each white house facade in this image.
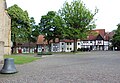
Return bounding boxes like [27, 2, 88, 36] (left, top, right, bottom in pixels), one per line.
[51, 41, 74, 52]
[50, 29, 110, 52]
[36, 29, 112, 53]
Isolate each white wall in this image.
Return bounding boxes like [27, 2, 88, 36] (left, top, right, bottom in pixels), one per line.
[51, 40, 110, 52]
[65, 42, 74, 52]
[104, 41, 109, 45]
[104, 46, 108, 50]
[51, 43, 60, 52]
[77, 41, 81, 49]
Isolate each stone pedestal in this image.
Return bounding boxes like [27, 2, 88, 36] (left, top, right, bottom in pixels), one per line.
[0, 41, 4, 63]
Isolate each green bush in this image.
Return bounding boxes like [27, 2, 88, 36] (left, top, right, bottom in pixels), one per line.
[37, 52, 52, 56]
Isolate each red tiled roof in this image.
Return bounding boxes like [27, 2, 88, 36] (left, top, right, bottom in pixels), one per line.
[60, 39, 74, 42]
[94, 29, 105, 37]
[87, 29, 107, 40]
[104, 33, 109, 40]
[16, 42, 36, 47]
[37, 29, 113, 43]
[36, 35, 48, 44]
[37, 35, 60, 44]
[87, 35, 96, 40]
[49, 38, 59, 43]
[108, 31, 115, 39]
[37, 35, 75, 44]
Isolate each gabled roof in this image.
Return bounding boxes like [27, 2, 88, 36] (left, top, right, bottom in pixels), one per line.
[37, 35, 75, 44]
[87, 29, 110, 41]
[96, 34, 104, 40]
[37, 29, 112, 44]
[16, 42, 36, 47]
[36, 35, 48, 44]
[37, 35, 60, 44]
[94, 29, 105, 38]
[60, 39, 74, 43]
[108, 31, 115, 39]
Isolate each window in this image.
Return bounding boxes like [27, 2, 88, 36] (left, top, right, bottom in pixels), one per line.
[62, 43, 64, 45]
[23, 48, 26, 52]
[98, 41, 101, 44]
[67, 48, 69, 50]
[83, 41, 85, 43]
[53, 43, 57, 46]
[67, 43, 69, 45]
[70, 42, 72, 45]
[70, 48, 72, 50]
[78, 43, 80, 45]
[83, 41, 88, 43]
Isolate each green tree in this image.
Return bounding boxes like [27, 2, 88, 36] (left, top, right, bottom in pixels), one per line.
[7, 4, 30, 53]
[25, 17, 41, 52]
[112, 24, 120, 50]
[39, 11, 65, 51]
[59, 0, 98, 52]
[29, 17, 40, 43]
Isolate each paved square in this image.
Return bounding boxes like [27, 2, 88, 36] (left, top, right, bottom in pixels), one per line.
[0, 51, 120, 83]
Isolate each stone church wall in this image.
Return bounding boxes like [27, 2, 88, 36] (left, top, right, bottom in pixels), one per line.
[0, 0, 11, 62]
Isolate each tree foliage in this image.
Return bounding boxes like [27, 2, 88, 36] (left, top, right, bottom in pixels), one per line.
[112, 24, 120, 50]
[7, 1, 98, 53]
[7, 4, 41, 53]
[58, 0, 98, 52]
[28, 17, 40, 43]
[39, 11, 65, 43]
[7, 4, 30, 43]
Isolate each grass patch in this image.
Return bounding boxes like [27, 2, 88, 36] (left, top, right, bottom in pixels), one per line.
[4, 55, 40, 65]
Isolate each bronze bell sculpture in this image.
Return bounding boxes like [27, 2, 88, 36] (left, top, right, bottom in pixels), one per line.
[0, 58, 17, 74]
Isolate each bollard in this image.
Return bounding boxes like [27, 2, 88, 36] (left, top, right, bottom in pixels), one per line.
[0, 58, 17, 74]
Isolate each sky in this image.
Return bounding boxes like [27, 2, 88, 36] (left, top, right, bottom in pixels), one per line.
[6, 0, 120, 32]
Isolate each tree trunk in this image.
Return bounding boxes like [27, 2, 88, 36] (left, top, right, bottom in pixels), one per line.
[48, 40, 51, 52]
[13, 34, 17, 54]
[36, 44, 38, 53]
[73, 39, 77, 52]
[28, 42, 30, 53]
[13, 42, 16, 53]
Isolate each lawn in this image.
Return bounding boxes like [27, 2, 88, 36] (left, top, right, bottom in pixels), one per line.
[4, 55, 40, 64]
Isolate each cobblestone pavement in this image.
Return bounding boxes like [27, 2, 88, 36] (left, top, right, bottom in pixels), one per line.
[0, 51, 120, 83]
